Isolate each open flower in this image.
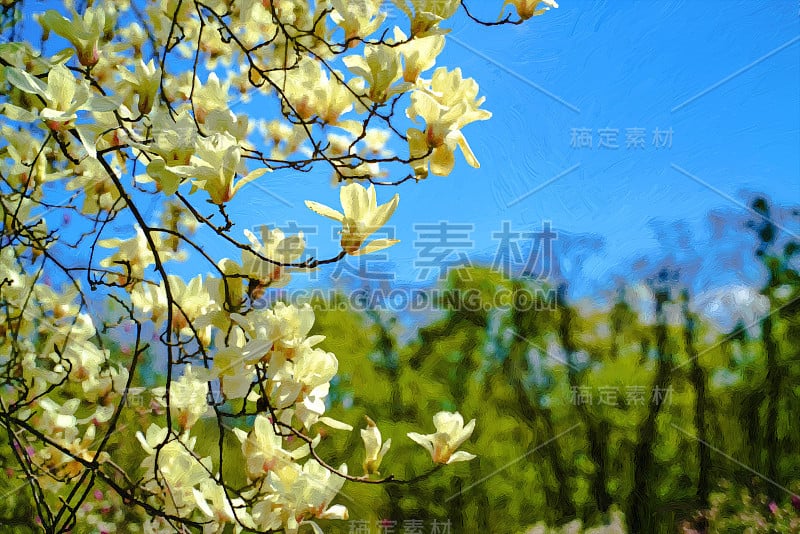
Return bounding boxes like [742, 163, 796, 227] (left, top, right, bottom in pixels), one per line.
[361, 416, 391, 475]
[117, 59, 160, 115]
[133, 110, 197, 194]
[151, 364, 210, 430]
[330, 0, 385, 46]
[393, 28, 445, 84]
[280, 461, 349, 532]
[407, 67, 491, 177]
[4, 64, 117, 134]
[503, 0, 558, 21]
[407, 411, 476, 464]
[392, 0, 460, 36]
[242, 226, 305, 288]
[305, 182, 399, 256]
[98, 225, 154, 284]
[136, 429, 213, 517]
[142, 110, 197, 166]
[344, 44, 410, 104]
[39, 7, 107, 66]
[165, 131, 268, 203]
[192, 478, 251, 529]
[232, 414, 295, 480]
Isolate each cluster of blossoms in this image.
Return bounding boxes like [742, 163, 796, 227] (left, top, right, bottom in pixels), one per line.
[0, 0, 554, 531]
[2, 230, 479, 532]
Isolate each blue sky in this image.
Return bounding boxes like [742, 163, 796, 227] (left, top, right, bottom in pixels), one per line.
[223, 0, 799, 296]
[16, 0, 800, 299]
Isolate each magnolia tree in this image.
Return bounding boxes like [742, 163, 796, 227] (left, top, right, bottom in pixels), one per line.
[0, 0, 555, 531]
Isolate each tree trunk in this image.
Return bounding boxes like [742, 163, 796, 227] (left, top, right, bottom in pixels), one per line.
[559, 292, 611, 514]
[629, 288, 671, 533]
[682, 292, 710, 508]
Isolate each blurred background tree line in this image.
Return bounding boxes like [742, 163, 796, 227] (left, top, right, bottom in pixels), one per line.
[2, 196, 798, 533]
[308, 197, 800, 534]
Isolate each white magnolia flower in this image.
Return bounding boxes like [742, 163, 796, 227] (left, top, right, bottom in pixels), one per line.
[393, 28, 445, 83]
[138, 435, 213, 518]
[361, 416, 391, 475]
[268, 461, 349, 534]
[232, 414, 296, 480]
[3, 63, 118, 144]
[391, 0, 460, 36]
[407, 411, 476, 464]
[271, 302, 324, 355]
[271, 344, 338, 425]
[242, 226, 305, 287]
[39, 7, 107, 66]
[330, 0, 385, 45]
[406, 67, 491, 177]
[192, 478, 253, 530]
[117, 59, 160, 115]
[503, 0, 558, 21]
[39, 397, 81, 433]
[151, 364, 210, 430]
[305, 181, 399, 256]
[343, 43, 409, 104]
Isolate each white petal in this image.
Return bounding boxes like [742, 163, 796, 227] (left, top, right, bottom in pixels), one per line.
[319, 504, 349, 520]
[319, 416, 354, 431]
[351, 238, 400, 256]
[453, 131, 480, 168]
[460, 418, 477, 442]
[407, 432, 434, 457]
[192, 487, 214, 518]
[446, 451, 476, 464]
[339, 181, 369, 221]
[4, 66, 49, 98]
[304, 520, 325, 534]
[368, 192, 399, 229]
[304, 200, 344, 222]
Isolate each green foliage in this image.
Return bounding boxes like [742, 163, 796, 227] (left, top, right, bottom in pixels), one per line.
[2, 201, 798, 533]
[689, 483, 800, 533]
[310, 199, 800, 533]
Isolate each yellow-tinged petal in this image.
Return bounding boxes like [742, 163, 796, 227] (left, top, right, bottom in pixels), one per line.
[407, 127, 430, 177]
[318, 416, 354, 431]
[231, 167, 270, 196]
[407, 431, 434, 456]
[47, 64, 76, 111]
[408, 90, 443, 124]
[342, 55, 371, 81]
[430, 145, 455, 176]
[351, 238, 400, 256]
[0, 103, 36, 122]
[304, 200, 344, 222]
[452, 131, 480, 168]
[367, 192, 399, 229]
[319, 504, 349, 520]
[4, 66, 49, 98]
[340, 181, 370, 222]
[447, 450, 477, 463]
[145, 159, 184, 194]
